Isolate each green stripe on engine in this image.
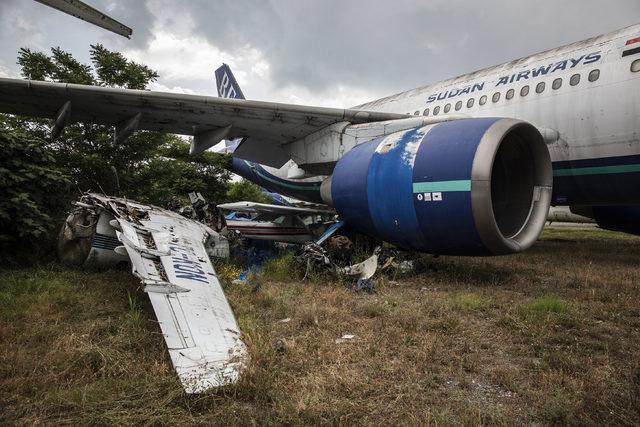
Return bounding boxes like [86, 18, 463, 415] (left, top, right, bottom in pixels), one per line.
[553, 164, 640, 177]
[412, 180, 472, 193]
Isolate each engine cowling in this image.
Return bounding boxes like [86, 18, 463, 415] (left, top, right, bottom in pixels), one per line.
[323, 118, 552, 255]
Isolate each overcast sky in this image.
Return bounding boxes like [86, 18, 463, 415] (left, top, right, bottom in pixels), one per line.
[0, 0, 639, 108]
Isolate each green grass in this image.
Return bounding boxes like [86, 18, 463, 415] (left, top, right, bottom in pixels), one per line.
[524, 294, 568, 314]
[2, 228, 640, 424]
[261, 252, 298, 282]
[448, 292, 489, 311]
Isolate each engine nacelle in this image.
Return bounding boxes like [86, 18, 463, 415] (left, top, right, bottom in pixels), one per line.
[323, 118, 552, 255]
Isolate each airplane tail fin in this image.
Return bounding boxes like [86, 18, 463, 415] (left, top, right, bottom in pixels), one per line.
[214, 64, 245, 153]
[215, 63, 245, 100]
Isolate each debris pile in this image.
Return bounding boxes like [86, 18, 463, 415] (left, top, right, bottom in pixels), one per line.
[296, 238, 417, 289]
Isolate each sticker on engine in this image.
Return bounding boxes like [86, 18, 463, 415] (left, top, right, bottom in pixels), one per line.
[416, 192, 444, 202]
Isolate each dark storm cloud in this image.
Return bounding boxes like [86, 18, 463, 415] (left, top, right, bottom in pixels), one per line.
[1, 0, 639, 101]
[162, 0, 640, 94]
[90, 0, 155, 48]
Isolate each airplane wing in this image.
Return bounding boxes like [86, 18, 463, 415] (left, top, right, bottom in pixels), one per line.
[83, 194, 247, 393]
[34, 0, 132, 38]
[0, 78, 406, 167]
[217, 201, 334, 216]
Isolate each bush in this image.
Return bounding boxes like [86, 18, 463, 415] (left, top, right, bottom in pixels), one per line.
[0, 127, 70, 255]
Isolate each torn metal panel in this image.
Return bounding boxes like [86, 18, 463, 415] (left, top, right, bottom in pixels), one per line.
[339, 248, 380, 280]
[58, 193, 245, 393]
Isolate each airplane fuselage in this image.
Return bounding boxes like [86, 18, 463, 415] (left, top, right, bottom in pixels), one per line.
[236, 24, 640, 208]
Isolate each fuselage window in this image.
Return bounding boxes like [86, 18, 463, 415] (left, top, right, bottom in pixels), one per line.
[433, 106, 440, 115]
[467, 98, 474, 108]
[632, 59, 640, 72]
[444, 103, 451, 113]
[506, 89, 514, 100]
[536, 82, 545, 93]
[423, 108, 429, 116]
[455, 100, 462, 111]
[588, 69, 600, 82]
[570, 73, 580, 86]
[492, 92, 500, 103]
[552, 78, 562, 90]
[479, 95, 487, 105]
[520, 85, 529, 96]
[414, 110, 420, 116]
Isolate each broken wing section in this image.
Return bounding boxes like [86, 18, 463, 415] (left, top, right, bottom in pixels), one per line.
[92, 195, 246, 393]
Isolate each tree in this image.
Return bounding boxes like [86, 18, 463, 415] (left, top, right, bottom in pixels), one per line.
[225, 179, 272, 204]
[1, 45, 231, 260]
[0, 123, 70, 258]
[10, 44, 231, 202]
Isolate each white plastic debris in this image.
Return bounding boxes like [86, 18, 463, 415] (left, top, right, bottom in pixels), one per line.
[335, 334, 356, 344]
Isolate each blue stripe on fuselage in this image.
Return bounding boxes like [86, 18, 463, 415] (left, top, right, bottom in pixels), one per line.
[551, 154, 640, 205]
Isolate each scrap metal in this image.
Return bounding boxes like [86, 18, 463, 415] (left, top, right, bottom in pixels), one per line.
[58, 193, 246, 393]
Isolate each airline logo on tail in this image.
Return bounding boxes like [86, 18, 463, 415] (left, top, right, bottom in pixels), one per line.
[215, 64, 245, 100]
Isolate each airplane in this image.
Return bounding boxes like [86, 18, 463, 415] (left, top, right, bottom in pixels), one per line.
[2, 23, 640, 257]
[215, 65, 601, 236]
[219, 201, 334, 244]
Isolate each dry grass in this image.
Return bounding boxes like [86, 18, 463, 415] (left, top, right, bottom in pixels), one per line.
[1, 227, 640, 425]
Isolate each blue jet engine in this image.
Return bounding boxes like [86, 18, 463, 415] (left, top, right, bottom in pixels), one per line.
[322, 118, 552, 255]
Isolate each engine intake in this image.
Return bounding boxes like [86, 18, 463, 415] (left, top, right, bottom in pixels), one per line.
[325, 118, 552, 255]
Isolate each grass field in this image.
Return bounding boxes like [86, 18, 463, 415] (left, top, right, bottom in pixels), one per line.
[1, 227, 639, 425]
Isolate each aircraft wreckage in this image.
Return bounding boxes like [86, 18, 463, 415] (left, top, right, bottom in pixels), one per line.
[58, 193, 246, 393]
[56, 192, 413, 392]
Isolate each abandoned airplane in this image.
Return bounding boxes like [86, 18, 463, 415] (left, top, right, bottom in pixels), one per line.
[2, 23, 640, 391]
